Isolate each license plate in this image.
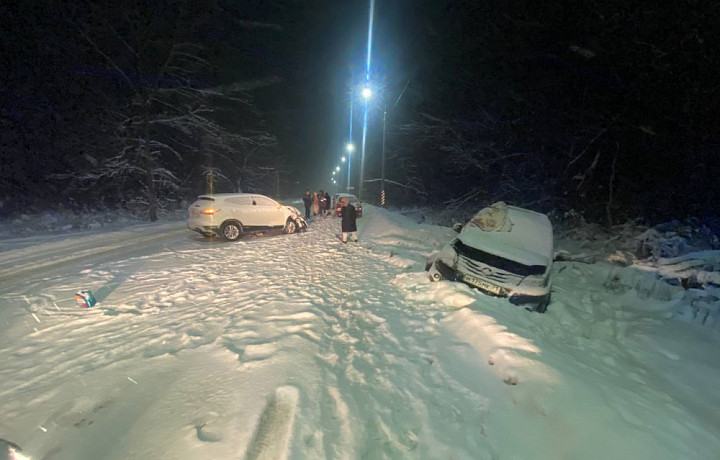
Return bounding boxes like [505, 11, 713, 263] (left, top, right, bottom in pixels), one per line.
[461, 274, 504, 295]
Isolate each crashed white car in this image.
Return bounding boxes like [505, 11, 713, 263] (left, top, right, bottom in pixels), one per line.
[426, 202, 553, 312]
[187, 193, 307, 241]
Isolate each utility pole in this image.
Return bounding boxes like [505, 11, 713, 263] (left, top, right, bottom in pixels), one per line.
[379, 78, 410, 208]
[276, 169, 280, 198]
[381, 106, 386, 207]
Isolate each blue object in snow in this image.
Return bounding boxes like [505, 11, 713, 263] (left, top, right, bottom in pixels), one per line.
[75, 290, 97, 308]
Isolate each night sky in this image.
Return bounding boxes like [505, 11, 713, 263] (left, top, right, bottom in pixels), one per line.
[1, 0, 718, 222]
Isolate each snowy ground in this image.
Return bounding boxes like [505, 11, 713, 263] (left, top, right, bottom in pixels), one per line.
[1, 205, 719, 459]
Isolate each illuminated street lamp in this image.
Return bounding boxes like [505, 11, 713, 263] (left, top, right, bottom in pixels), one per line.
[346, 143, 355, 153]
[341, 157, 346, 162]
[336, 166, 340, 172]
[362, 86, 372, 99]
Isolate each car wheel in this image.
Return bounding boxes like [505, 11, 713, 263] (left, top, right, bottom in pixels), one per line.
[536, 294, 551, 313]
[221, 221, 243, 241]
[424, 254, 438, 271]
[283, 218, 297, 234]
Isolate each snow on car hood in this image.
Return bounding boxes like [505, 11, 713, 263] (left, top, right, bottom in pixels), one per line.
[459, 205, 553, 267]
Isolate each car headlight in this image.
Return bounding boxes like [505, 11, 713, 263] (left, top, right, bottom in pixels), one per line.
[521, 275, 549, 288]
[437, 244, 458, 267]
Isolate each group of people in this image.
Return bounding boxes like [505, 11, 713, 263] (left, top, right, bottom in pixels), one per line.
[302, 189, 332, 218]
[302, 189, 358, 243]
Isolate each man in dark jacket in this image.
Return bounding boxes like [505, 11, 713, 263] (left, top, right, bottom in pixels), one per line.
[318, 189, 327, 216]
[324, 191, 331, 215]
[340, 198, 359, 243]
[302, 189, 312, 218]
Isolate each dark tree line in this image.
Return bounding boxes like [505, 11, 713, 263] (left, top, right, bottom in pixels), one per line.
[2, 0, 718, 224]
[1, 0, 287, 220]
[369, 0, 719, 224]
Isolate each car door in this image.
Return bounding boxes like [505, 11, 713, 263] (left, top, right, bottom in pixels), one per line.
[225, 196, 255, 225]
[251, 195, 285, 227]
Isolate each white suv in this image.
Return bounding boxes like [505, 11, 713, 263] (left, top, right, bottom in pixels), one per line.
[187, 193, 307, 241]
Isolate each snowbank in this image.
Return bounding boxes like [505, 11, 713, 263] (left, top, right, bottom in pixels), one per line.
[0, 205, 719, 459]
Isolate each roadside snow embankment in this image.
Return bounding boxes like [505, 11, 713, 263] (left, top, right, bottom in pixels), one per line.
[555, 214, 720, 329]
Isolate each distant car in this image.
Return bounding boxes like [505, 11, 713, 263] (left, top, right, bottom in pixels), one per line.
[426, 202, 553, 312]
[187, 193, 307, 241]
[333, 193, 363, 217]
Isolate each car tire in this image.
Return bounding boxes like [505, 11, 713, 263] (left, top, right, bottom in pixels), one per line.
[536, 294, 551, 313]
[221, 221, 243, 241]
[424, 254, 438, 271]
[283, 218, 297, 234]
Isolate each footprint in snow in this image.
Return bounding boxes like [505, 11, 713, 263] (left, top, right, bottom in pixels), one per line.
[55, 400, 115, 429]
[195, 421, 223, 442]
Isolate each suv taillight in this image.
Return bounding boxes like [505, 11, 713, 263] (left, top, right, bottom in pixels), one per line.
[203, 207, 220, 215]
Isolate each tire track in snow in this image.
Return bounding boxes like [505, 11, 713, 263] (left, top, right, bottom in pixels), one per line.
[288, 217, 494, 459]
[0, 212, 494, 459]
[0, 222, 189, 289]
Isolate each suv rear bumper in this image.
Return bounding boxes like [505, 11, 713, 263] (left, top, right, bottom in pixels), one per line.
[188, 223, 220, 237]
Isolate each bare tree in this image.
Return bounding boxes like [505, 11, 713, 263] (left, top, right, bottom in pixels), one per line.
[55, 1, 278, 220]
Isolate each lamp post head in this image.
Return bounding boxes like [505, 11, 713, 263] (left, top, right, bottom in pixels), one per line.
[335, 166, 340, 171]
[361, 87, 372, 99]
[346, 142, 355, 153]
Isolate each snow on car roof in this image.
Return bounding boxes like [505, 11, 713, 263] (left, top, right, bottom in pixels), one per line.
[196, 193, 279, 202]
[197, 193, 255, 198]
[459, 205, 553, 266]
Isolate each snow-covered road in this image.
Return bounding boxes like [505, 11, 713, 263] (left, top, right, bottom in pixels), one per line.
[1, 206, 719, 459]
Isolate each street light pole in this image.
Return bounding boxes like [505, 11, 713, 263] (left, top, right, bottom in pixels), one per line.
[381, 105, 387, 207]
[378, 78, 410, 208]
[359, 95, 369, 201]
[347, 88, 353, 193]
[345, 142, 354, 192]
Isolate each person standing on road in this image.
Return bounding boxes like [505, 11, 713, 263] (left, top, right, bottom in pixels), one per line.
[340, 197, 359, 243]
[324, 191, 331, 216]
[312, 191, 320, 216]
[318, 189, 327, 217]
[302, 189, 313, 219]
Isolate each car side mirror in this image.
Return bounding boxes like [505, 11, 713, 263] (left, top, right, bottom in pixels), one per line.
[452, 223, 463, 233]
